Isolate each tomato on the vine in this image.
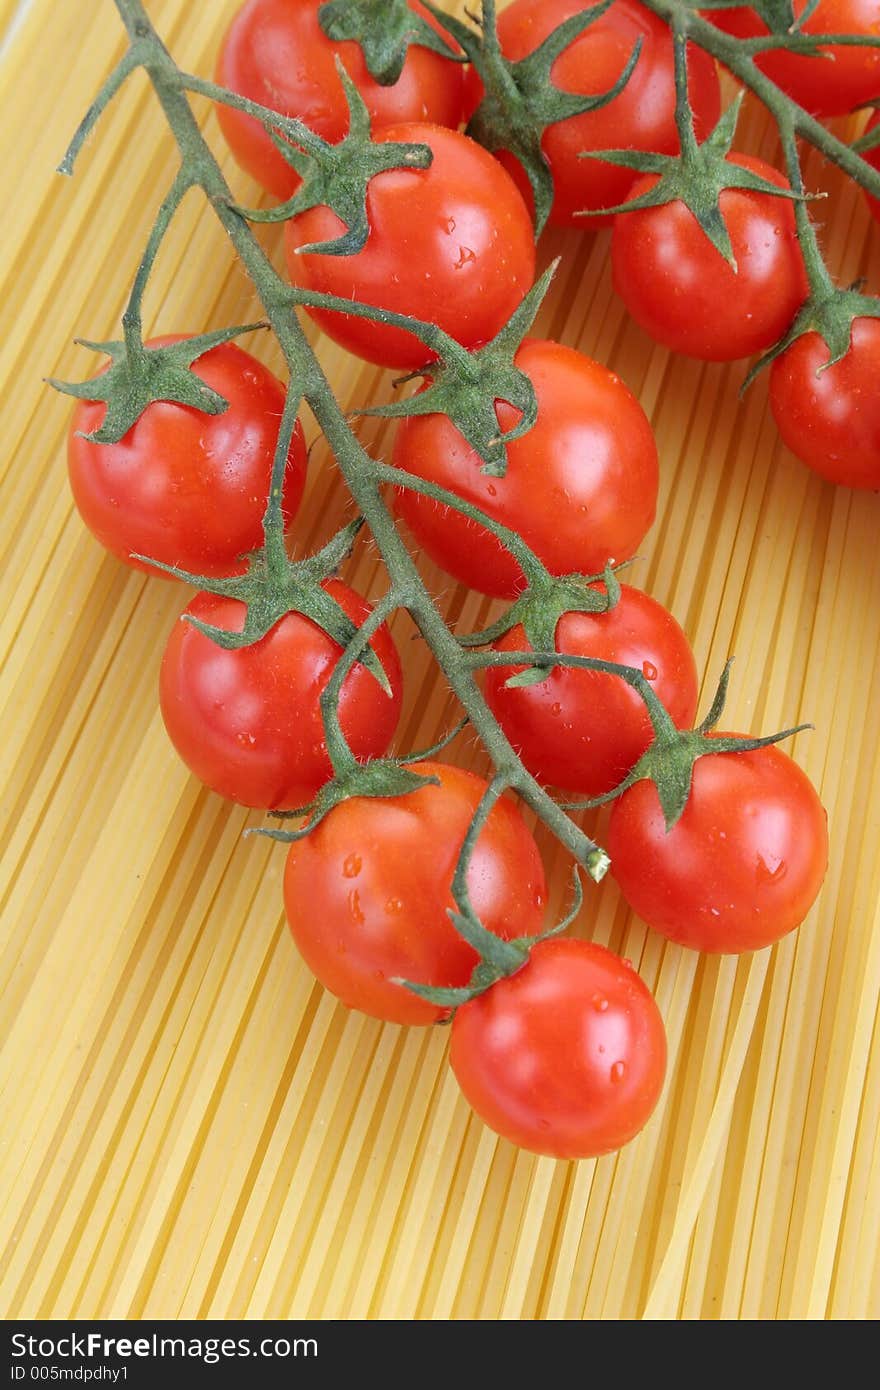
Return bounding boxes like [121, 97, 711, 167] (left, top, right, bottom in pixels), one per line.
[68, 337, 308, 578]
[769, 316, 880, 490]
[393, 339, 659, 598]
[159, 580, 403, 810]
[215, 0, 466, 198]
[607, 739, 829, 953]
[484, 583, 698, 796]
[705, 1, 880, 118]
[283, 762, 547, 1026]
[450, 937, 667, 1158]
[285, 123, 536, 369]
[611, 154, 808, 361]
[470, 0, 721, 226]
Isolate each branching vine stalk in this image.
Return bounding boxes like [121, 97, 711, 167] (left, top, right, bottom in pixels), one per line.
[58, 0, 864, 997]
[63, 0, 621, 887]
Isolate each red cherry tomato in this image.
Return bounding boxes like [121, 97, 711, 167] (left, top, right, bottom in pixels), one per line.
[215, 0, 466, 198]
[607, 739, 829, 953]
[450, 937, 667, 1158]
[159, 580, 403, 810]
[769, 316, 880, 490]
[484, 583, 698, 795]
[705, 1, 880, 118]
[392, 339, 659, 598]
[284, 122, 536, 369]
[283, 762, 547, 1025]
[469, 0, 720, 226]
[68, 337, 308, 578]
[611, 154, 808, 361]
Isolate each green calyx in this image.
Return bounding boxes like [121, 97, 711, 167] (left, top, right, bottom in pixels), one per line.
[399, 866, 584, 1012]
[743, 285, 880, 390]
[47, 323, 267, 444]
[258, 760, 442, 843]
[318, 0, 463, 85]
[423, 0, 641, 236]
[359, 262, 557, 475]
[567, 659, 811, 829]
[257, 716, 467, 836]
[234, 61, 432, 256]
[137, 517, 392, 693]
[459, 563, 626, 690]
[580, 91, 802, 266]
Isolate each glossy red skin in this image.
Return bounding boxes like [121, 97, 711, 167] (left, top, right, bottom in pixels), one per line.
[770, 317, 880, 490]
[485, 584, 698, 795]
[215, 0, 466, 198]
[283, 762, 547, 1026]
[159, 580, 403, 810]
[705, 2, 880, 118]
[861, 110, 880, 223]
[607, 740, 829, 953]
[450, 938, 667, 1158]
[284, 123, 536, 369]
[69, 338, 308, 578]
[393, 339, 659, 598]
[467, 0, 720, 227]
[612, 155, 809, 361]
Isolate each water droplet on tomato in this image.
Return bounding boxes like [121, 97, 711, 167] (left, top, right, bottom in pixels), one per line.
[551, 702, 562, 717]
[445, 217, 456, 234]
[343, 853, 362, 878]
[642, 660, 658, 681]
[592, 993, 609, 1012]
[454, 245, 476, 270]
[235, 731, 256, 747]
[610, 1061, 627, 1084]
[487, 483, 497, 497]
[385, 897, 403, 915]
[348, 889, 365, 924]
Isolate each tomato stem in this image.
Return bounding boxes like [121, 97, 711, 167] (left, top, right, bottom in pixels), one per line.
[105, 0, 611, 885]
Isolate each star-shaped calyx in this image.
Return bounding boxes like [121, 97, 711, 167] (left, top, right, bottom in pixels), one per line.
[579, 92, 803, 267]
[318, 0, 463, 85]
[564, 659, 811, 830]
[359, 262, 557, 477]
[137, 517, 391, 690]
[423, 0, 642, 236]
[458, 562, 628, 689]
[234, 61, 432, 257]
[400, 862, 584, 1014]
[742, 282, 880, 389]
[47, 323, 266, 445]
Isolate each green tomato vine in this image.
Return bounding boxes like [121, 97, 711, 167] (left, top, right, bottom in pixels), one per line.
[54, 0, 874, 1004]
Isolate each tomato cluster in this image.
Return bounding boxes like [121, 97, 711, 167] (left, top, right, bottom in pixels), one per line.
[60, 0, 845, 1161]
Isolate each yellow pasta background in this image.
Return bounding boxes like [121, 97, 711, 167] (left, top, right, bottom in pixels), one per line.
[1, 0, 879, 1320]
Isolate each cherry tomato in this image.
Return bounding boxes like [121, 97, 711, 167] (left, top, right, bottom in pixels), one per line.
[611, 154, 808, 361]
[159, 579, 403, 810]
[283, 762, 547, 1025]
[392, 339, 659, 598]
[450, 937, 667, 1158]
[769, 316, 880, 490]
[468, 0, 720, 226]
[705, 1, 880, 118]
[484, 583, 698, 795]
[215, 0, 466, 198]
[860, 109, 880, 223]
[607, 739, 829, 953]
[68, 337, 308, 578]
[284, 123, 536, 369]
